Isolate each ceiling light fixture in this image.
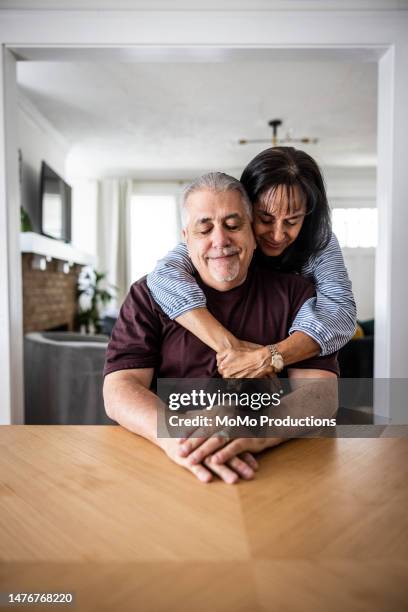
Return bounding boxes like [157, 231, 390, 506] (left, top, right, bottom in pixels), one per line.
[238, 119, 318, 146]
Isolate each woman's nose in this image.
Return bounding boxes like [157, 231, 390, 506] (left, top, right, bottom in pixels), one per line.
[270, 223, 285, 243]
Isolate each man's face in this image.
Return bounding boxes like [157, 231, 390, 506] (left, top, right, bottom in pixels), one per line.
[182, 188, 256, 291]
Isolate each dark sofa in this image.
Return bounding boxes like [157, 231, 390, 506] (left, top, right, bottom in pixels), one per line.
[338, 319, 374, 378]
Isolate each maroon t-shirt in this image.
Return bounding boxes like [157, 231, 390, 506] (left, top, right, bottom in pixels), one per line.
[104, 263, 339, 378]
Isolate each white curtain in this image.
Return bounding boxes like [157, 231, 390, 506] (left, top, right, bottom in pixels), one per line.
[96, 178, 133, 312]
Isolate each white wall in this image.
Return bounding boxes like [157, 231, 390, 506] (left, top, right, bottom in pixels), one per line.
[17, 94, 69, 233]
[18, 93, 98, 259]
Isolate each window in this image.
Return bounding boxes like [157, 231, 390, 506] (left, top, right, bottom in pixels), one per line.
[130, 195, 180, 282]
[332, 208, 377, 248]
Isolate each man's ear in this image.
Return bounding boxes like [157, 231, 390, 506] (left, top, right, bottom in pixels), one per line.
[182, 227, 187, 243]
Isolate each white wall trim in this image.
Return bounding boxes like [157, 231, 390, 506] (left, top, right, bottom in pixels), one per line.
[0, 46, 24, 424]
[0, 1, 407, 12]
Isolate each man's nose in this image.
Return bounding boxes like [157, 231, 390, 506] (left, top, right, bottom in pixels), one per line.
[211, 225, 231, 248]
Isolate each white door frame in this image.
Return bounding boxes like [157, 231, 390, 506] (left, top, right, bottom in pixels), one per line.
[1, 9, 407, 423]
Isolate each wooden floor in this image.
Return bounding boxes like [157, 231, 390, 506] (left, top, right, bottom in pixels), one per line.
[0, 426, 407, 611]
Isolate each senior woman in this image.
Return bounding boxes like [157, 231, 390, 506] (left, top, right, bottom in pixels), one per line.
[147, 146, 356, 378]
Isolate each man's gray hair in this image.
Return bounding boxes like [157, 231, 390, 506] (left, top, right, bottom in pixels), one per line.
[181, 172, 253, 227]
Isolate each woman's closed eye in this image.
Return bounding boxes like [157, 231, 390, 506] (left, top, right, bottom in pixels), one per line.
[258, 213, 301, 227]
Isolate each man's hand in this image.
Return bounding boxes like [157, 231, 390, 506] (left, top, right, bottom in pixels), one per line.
[159, 436, 259, 484]
[210, 437, 282, 465]
[174, 404, 258, 482]
[217, 342, 276, 379]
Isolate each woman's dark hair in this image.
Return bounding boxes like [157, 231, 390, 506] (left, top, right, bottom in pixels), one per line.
[240, 146, 331, 272]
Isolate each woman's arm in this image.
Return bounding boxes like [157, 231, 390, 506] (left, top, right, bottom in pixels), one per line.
[146, 242, 207, 319]
[176, 308, 239, 352]
[147, 234, 356, 377]
[217, 233, 356, 377]
[147, 243, 240, 351]
[290, 232, 357, 356]
[216, 331, 320, 379]
[147, 244, 319, 358]
[147, 245, 292, 357]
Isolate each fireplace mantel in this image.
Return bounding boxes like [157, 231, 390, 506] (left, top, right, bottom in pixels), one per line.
[20, 232, 96, 267]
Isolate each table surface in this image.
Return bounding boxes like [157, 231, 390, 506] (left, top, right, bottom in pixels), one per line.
[0, 426, 407, 612]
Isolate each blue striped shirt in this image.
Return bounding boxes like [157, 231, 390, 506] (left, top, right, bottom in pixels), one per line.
[146, 232, 356, 356]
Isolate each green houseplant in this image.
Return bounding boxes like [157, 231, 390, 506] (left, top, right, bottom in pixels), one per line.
[20, 206, 33, 232]
[77, 268, 117, 334]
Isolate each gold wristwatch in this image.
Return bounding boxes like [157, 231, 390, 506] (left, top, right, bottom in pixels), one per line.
[267, 344, 285, 373]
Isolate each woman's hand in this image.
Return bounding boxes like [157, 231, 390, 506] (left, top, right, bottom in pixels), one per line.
[217, 343, 275, 379]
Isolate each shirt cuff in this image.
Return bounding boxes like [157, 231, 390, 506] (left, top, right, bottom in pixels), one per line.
[165, 301, 208, 320]
[288, 324, 326, 356]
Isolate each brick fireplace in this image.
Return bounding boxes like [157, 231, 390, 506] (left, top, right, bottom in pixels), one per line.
[20, 232, 96, 334]
[22, 253, 83, 333]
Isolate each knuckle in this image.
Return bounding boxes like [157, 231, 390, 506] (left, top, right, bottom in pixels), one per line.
[203, 456, 213, 468]
[189, 452, 200, 464]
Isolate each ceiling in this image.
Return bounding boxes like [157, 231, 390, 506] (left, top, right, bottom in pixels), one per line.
[17, 57, 377, 180]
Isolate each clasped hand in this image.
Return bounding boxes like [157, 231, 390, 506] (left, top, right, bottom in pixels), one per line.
[217, 341, 276, 379]
[160, 406, 280, 484]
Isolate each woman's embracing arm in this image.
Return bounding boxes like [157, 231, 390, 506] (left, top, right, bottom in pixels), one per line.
[146, 242, 238, 351]
[290, 232, 357, 356]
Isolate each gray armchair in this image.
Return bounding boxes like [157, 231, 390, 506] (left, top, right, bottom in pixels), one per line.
[24, 332, 114, 425]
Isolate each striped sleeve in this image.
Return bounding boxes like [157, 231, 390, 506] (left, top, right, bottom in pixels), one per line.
[289, 232, 357, 356]
[146, 242, 207, 319]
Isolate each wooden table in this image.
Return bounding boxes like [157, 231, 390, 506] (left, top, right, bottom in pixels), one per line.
[0, 426, 407, 612]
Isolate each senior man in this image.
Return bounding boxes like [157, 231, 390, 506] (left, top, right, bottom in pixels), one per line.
[103, 172, 338, 484]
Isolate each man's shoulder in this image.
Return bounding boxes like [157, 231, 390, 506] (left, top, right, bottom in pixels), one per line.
[127, 276, 171, 320]
[124, 276, 159, 313]
[129, 275, 149, 297]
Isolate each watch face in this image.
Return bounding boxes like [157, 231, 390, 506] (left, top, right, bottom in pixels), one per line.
[272, 354, 284, 371]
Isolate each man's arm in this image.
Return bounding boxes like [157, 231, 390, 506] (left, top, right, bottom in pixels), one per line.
[103, 369, 258, 484]
[103, 368, 158, 443]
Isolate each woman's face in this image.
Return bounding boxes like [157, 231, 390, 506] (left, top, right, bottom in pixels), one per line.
[253, 184, 307, 257]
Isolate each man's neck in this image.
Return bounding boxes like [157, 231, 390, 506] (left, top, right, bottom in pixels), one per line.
[196, 270, 249, 293]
